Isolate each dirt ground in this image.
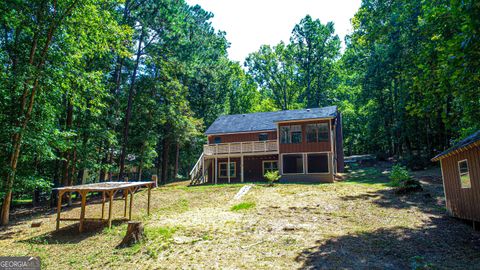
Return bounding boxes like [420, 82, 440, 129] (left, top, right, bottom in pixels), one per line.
[1, 165, 480, 269]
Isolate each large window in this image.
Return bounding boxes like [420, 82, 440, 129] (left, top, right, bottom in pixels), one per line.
[307, 153, 329, 173]
[306, 123, 329, 143]
[259, 133, 269, 141]
[219, 162, 236, 178]
[280, 125, 302, 144]
[282, 154, 304, 174]
[263, 161, 278, 175]
[458, 160, 471, 188]
[214, 137, 222, 144]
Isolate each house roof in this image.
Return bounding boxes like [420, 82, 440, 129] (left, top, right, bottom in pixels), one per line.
[205, 106, 337, 135]
[431, 130, 480, 161]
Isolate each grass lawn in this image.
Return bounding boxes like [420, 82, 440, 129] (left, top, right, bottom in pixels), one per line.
[1, 166, 479, 269]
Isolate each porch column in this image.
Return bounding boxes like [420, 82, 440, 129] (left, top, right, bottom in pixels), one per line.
[241, 155, 244, 183]
[215, 157, 218, 185]
[227, 156, 231, 183]
[202, 155, 205, 183]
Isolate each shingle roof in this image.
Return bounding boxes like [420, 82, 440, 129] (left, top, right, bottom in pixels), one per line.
[205, 106, 337, 135]
[432, 130, 480, 161]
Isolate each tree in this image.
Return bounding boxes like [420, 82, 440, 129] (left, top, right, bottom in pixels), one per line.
[245, 42, 302, 110]
[290, 15, 341, 107]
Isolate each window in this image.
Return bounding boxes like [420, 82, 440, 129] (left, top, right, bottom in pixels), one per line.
[219, 162, 236, 178]
[214, 137, 221, 144]
[282, 154, 304, 174]
[306, 123, 329, 143]
[280, 125, 302, 144]
[259, 133, 269, 141]
[458, 160, 471, 188]
[263, 161, 278, 175]
[307, 153, 329, 173]
[280, 126, 291, 144]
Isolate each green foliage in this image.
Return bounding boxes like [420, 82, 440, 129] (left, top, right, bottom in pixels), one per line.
[389, 165, 411, 187]
[264, 170, 281, 186]
[389, 165, 422, 194]
[230, 202, 256, 211]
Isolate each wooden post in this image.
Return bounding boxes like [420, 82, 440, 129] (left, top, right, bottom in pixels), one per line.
[101, 191, 105, 220]
[108, 191, 113, 228]
[202, 155, 205, 183]
[241, 155, 244, 183]
[147, 185, 151, 215]
[129, 188, 134, 220]
[228, 156, 231, 183]
[79, 191, 87, 233]
[56, 191, 63, 230]
[123, 189, 128, 218]
[215, 157, 218, 185]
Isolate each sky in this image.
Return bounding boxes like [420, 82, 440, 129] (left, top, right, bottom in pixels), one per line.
[185, 0, 362, 63]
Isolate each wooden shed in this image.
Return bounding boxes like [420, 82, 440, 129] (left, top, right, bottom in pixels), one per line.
[432, 130, 480, 226]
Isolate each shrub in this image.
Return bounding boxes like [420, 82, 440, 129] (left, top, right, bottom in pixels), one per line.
[390, 164, 423, 194]
[264, 170, 281, 186]
[389, 165, 411, 187]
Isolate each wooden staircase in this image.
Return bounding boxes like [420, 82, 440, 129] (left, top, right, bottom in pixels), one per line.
[189, 153, 211, 185]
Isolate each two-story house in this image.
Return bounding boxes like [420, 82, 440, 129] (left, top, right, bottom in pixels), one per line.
[190, 106, 344, 184]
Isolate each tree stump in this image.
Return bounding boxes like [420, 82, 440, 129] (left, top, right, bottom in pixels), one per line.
[117, 221, 145, 248]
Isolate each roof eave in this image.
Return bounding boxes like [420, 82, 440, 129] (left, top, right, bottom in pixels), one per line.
[274, 116, 336, 124]
[205, 128, 277, 136]
[431, 140, 480, 162]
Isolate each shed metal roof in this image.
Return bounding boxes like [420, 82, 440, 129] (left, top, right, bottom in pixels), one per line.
[205, 106, 337, 135]
[432, 130, 480, 161]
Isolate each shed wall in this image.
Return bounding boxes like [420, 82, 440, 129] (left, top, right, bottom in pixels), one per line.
[440, 146, 480, 221]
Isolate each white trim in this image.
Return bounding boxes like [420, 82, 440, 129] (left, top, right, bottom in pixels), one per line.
[262, 160, 279, 176]
[305, 152, 331, 175]
[215, 157, 218, 185]
[440, 160, 449, 212]
[457, 159, 471, 189]
[218, 161, 236, 179]
[241, 156, 244, 183]
[206, 129, 276, 137]
[280, 153, 306, 175]
[275, 117, 335, 124]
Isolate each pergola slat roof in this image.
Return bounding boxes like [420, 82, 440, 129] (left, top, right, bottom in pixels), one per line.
[54, 181, 153, 192]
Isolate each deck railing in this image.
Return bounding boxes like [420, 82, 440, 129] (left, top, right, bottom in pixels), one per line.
[204, 140, 278, 156]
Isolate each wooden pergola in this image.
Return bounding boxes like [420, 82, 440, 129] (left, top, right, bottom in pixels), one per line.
[54, 181, 155, 232]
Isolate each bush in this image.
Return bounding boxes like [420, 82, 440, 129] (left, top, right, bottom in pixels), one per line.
[389, 164, 423, 194]
[389, 165, 411, 187]
[264, 170, 281, 186]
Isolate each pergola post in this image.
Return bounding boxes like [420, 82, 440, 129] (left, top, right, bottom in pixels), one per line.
[241, 155, 244, 183]
[56, 191, 63, 230]
[128, 188, 134, 220]
[108, 191, 113, 228]
[79, 191, 87, 233]
[123, 189, 128, 218]
[101, 191, 105, 220]
[147, 185, 151, 215]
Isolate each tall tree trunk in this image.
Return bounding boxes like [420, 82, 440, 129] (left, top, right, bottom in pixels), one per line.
[174, 143, 180, 180]
[119, 29, 145, 179]
[161, 137, 170, 185]
[1, 0, 80, 224]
